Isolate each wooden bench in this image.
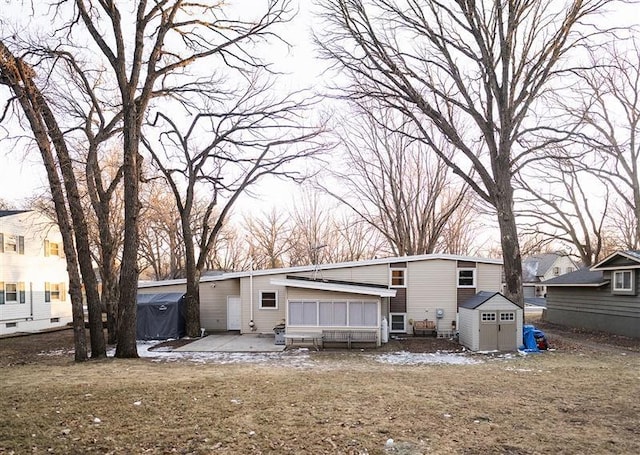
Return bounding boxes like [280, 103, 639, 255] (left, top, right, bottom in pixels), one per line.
[283, 333, 323, 351]
[413, 319, 436, 336]
[323, 330, 378, 349]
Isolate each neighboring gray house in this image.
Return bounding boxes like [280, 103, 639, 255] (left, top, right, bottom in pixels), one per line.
[543, 250, 640, 338]
[139, 254, 503, 344]
[522, 253, 577, 299]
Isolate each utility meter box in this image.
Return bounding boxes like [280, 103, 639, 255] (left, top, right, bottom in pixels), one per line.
[435, 308, 445, 319]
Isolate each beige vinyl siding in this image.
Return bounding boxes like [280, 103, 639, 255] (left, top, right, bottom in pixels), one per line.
[476, 263, 502, 292]
[406, 259, 457, 328]
[240, 273, 288, 334]
[200, 279, 240, 331]
[291, 264, 389, 285]
[286, 288, 376, 301]
[138, 284, 186, 294]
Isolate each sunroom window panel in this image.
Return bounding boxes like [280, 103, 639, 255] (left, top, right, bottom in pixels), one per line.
[302, 301, 317, 325]
[363, 302, 377, 326]
[319, 301, 347, 326]
[348, 301, 364, 326]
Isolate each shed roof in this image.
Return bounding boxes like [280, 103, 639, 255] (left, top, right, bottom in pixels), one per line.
[459, 291, 519, 309]
[542, 268, 607, 287]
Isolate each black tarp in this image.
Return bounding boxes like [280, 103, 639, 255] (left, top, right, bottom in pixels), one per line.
[136, 293, 186, 340]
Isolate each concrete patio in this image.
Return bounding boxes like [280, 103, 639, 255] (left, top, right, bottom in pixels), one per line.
[174, 333, 285, 353]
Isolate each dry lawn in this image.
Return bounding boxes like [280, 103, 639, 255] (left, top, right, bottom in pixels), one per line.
[1, 324, 639, 455]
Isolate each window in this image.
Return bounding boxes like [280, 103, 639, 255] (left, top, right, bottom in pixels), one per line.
[481, 312, 496, 322]
[45, 282, 65, 302]
[553, 267, 561, 276]
[51, 283, 61, 301]
[389, 313, 406, 333]
[457, 268, 475, 287]
[5, 235, 17, 252]
[566, 267, 575, 274]
[390, 268, 406, 287]
[613, 270, 633, 293]
[2, 235, 25, 254]
[5, 283, 18, 302]
[349, 301, 377, 326]
[259, 291, 278, 309]
[289, 301, 317, 325]
[319, 301, 347, 326]
[49, 242, 60, 256]
[288, 300, 378, 327]
[500, 312, 515, 321]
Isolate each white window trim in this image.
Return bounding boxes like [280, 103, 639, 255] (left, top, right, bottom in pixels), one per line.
[612, 270, 633, 292]
[5, 283, 18, 302]
[457, 268, 476, 288]
[5, 235, 17, 253]
[389, 313, 407, 333]
[389, 268, 407, 288]
[259, 290, 279, 310]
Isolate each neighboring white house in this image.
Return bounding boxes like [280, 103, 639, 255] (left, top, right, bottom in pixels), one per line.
[139, 254, 504, 343]
[522, 253, 577, 298]
[0, 210, 71, 335]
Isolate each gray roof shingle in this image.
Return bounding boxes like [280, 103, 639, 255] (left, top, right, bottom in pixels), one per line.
[542, 268, 606, 286]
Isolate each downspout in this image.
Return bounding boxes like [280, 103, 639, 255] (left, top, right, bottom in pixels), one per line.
[249, 259, 255, 331]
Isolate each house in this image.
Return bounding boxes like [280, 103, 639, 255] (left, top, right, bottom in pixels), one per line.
[0, 210, 71, 335]
[522, 253, 577, 298]
[543, 250, 640, 338]
[138, 254, 503, 344]
[458, 291, 523, 351]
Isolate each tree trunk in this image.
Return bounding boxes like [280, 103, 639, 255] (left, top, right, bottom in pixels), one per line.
[183, 220, 202, 337]
[184, 269, 202, 338]
[0, 43, 89, 361]
[35, 90, 106, 359]
[115, 105, 141, 358]
[493, 172, 524, 309]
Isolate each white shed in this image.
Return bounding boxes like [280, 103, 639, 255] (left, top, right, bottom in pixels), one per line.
[458, 291, 523, 352]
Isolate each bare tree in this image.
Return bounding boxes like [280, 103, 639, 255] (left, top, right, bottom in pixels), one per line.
[204, 224, 252, 272]
[142, 79, 323, 337]
[138, 180, 185, 280]
[27, 0, 301, 357]
[438, 191, 485, 256]
[0, 42, 99, 360]
[517, 160, 609, 266]
[322, 106, 468, 256]
[315, 0, 617, 305]
[567, 41, 640, 249]
[245, 208, 294, 270]
[288, 192, 337, 266]
[330, 213, 385, 261]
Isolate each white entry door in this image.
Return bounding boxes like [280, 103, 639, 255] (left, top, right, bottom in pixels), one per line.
[227, 296, 242, 331]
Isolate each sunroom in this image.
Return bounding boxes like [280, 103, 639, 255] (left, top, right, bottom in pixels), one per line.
[270, 276, 397, 347]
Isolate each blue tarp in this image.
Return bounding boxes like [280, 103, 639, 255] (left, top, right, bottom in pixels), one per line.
[521, 324, 541, 352]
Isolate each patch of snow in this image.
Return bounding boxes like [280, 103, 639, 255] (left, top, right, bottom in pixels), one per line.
[102, 341, 489, 368]
[374, 351, 481, 365]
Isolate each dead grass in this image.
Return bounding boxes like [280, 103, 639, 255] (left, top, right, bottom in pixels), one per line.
[1, 326, 639, 454]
